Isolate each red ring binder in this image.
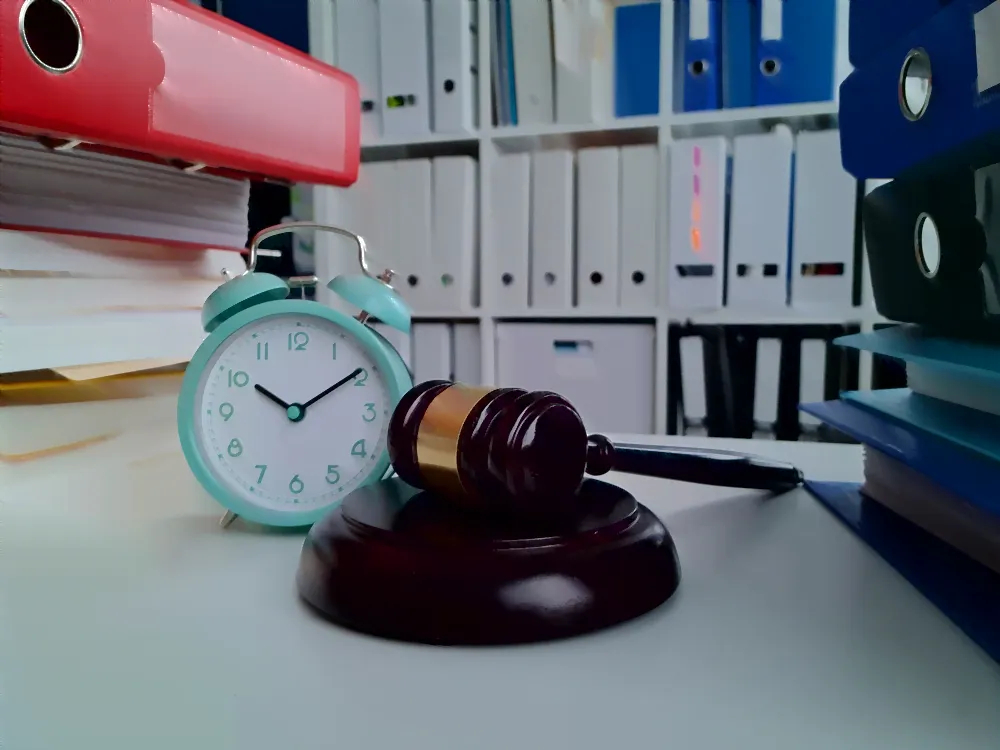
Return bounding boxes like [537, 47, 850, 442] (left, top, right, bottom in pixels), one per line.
[1, 0, 361, 187]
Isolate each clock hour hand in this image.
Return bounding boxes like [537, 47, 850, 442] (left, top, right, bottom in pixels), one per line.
[302, 367, 364, 409]
[254, 383, 292, 410]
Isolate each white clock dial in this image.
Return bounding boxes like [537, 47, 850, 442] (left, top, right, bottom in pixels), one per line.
[194, 313, 390, 512]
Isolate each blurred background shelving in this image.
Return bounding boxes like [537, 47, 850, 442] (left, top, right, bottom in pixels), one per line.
[197, 0, 893, 439]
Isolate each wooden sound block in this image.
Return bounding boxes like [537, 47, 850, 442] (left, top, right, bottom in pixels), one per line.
[296, 477, 681, 645]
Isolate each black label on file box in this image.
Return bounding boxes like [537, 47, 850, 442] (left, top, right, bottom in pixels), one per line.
[676, 264, 715, 278]
[800, 262, 845, 277]
[736, 264, 780, 278]
[553, 340, 594, 354]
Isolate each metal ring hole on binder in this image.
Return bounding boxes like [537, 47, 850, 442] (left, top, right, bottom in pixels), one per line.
[914, 212, 942, 279]
[688, 60, 708, 77]
[760, 58, 780, 76]
[19, 0, 83, 74]
[899, 48, 932, 121]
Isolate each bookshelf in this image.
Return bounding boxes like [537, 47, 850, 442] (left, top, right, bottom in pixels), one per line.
[306, 0, 872, 435]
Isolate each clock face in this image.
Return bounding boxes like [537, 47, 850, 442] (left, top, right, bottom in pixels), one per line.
[193, 313, 391, 514]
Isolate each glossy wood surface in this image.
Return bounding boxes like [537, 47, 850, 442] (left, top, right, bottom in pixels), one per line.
[297, 477, 681, 645]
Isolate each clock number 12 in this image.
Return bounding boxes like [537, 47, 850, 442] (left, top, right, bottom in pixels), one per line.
[288, 331, 309, 351]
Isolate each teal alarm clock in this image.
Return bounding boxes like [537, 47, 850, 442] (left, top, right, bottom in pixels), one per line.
[178, 222, 413, 529]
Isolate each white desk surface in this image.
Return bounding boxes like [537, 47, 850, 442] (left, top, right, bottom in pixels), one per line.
[5, 435, 1000, 749]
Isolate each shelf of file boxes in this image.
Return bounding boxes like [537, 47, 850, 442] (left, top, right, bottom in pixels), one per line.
[358, 101, 840, 157]
[323, 0, 848, 153]
[312, 108, 876, 444]
[307, 0, 865, 436]
[667, 322, 863, 442]
[315, 99, 871, 432]
[338, 115, 869, 325]
[375, 316, 875, 441]
[319, 0, 856, 321]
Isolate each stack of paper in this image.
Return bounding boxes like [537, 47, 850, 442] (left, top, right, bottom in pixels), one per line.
[0, 366, 218, 531]
[0, 135, 250, 250]
[0, 229, 245, 374]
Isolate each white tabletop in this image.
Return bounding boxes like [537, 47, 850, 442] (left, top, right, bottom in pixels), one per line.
[5, 435, 1000, 749]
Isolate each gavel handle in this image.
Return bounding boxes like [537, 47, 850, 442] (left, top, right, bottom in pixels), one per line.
[598, 439, 804, 494]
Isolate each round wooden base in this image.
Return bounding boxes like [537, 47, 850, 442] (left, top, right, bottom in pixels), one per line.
[296, 478, 681, 645]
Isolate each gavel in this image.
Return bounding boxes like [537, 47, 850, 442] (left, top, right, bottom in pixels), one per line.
[388, 381, 803, 517]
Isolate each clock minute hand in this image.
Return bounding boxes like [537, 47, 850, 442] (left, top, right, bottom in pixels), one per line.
[302, 367, 364, 409]
[254, 383, 292, 410]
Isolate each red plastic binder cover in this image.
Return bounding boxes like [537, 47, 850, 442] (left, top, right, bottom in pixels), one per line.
[0, 0, 360, 187]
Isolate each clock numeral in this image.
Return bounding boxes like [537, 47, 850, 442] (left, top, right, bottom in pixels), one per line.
[354, 368, 369, 387]
[288, 331, 310, 352]
[325, 465, 341, 485]
[219, 402, 235, 422]
[289, 474, 305, 496]
[362, 403, 377, 422]
[351, 439, 367, 458]
[228, 369, 249, 388]
[256, 342, 269, 361]
[331, 342, 337, 360]
[227, 438, 243, 458]
[254, 464, 267, 484]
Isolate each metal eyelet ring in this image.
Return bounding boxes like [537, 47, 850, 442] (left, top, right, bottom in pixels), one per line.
[899, 47, 932, 122]
[688, 60, 709, 77]
[914, 212, 941, 279]
[19, 0, 83, 74]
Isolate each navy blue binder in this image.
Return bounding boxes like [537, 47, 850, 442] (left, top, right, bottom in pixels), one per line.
[807, 480, 1000, 666]
[841, 0, 1000, 181]
[848, 0, 953, 68]
[211, 0, 310, 54]
[750, 0, 837, 106]
[674, 0, 722, 112]
[720, 0, 754, 108]
[614, 2, 662, 117]
[801, 398, 1000, 518]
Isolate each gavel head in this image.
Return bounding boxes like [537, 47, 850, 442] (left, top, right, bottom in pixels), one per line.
[387, 381, 590, 516]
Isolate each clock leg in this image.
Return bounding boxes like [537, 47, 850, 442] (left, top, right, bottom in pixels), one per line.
[219, 510, 238, 529]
